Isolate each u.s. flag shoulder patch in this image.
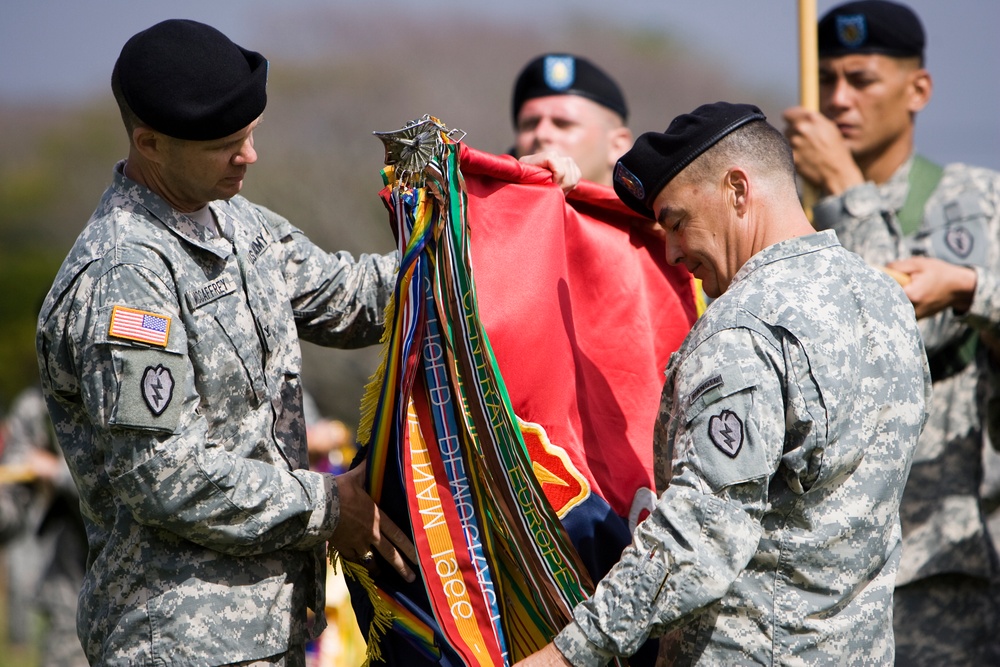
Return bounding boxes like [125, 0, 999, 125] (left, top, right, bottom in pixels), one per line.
[108, 305, 171, 347]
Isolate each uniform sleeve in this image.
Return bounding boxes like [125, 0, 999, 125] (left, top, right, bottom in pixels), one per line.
[812, 183, 899, 267]
[71, 261, 339, 557]
[966, 251, 1000, 452]
[256, 205, 399, 349]
[983, 347, 1000, 451]
[959, 170, 1000, 336]
[967, 267, 1000, 328]
[554, 328, 784, 666]
[967, 176, 1000, 450]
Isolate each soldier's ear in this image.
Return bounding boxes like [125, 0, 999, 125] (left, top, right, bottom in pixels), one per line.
[608, 126, 634, 167]
[907, 68, 932, 115]
[727, 167, 750, 217]
[132, 126, 165, 163]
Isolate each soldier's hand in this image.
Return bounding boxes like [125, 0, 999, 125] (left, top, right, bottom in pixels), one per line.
[782, 106, 864, 196]
[513, 642, 573, 666]
[25, 449, 61, 484]
[519, 151, 581, 193]
[330, 462, 417, 582]
[888, 256, 977, 319]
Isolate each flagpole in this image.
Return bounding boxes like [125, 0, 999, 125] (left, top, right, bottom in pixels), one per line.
[799, 0, 819, 221]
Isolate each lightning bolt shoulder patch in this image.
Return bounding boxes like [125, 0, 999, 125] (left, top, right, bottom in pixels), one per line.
[107, 347, 187, 433]
[708, 409, 744, 458]
[678, 361, 769, 492]
[141, 364, 175, 416]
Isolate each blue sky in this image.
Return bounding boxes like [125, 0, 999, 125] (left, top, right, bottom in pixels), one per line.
[3, 0, 998, 169]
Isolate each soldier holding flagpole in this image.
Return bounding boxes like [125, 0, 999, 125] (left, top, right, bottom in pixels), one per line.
[784, 2, 1000, 662]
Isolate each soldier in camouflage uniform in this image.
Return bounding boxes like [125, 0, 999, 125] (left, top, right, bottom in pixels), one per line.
[513, 102, 930, 667]
[0, 386, 89, 667]
[34, 19, 419, 667]
[783, 2, 1000, 663]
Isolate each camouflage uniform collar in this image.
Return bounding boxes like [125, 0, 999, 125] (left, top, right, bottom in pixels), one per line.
[877, 153, 916, 212]
[730, 230, 840, 290]
[113, 160, 233, 259]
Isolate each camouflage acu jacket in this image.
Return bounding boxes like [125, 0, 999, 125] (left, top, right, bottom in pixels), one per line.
[36, 163, 397, 666]
[555, 232, 930, 666]
[813, 156, 1000, 585]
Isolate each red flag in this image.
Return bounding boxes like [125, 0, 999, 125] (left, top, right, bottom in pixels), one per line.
[461, 145, 697, 531]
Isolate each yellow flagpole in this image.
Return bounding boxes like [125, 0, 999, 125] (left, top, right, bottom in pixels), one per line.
[799, 0, 819, 221]
[0, 464, 36, 484]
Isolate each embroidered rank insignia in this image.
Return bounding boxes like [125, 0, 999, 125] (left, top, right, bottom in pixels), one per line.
[141, 364, 174, 416]
[708, 409, 744, 458]
[109, 305, 171, 347]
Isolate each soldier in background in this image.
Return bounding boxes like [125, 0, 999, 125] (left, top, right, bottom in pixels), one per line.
[511, 53, 633, 187]
[0, 385, 88, 667]
[516, 101, 930, 666]
[783, 2, 1000, 663]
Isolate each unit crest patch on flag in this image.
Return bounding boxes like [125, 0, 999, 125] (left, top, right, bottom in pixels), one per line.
[109, 305, 171, 347]
[519, 418, 590, 518]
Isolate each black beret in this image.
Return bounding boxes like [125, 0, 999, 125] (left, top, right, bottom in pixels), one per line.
[511, 53, 628, 126]
[818, 1, 925, 60]
[113, 19, 268, 141]
[613, 102, 766, 220]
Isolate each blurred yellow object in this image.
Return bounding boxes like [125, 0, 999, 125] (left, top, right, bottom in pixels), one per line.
[881, 266, 912, 286]
[694, 278, 708, 316]
[308, 565, 367, 667]
[0, 464, 36, 484]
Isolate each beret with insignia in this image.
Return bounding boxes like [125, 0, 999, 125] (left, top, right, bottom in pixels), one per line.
[613, 102, 766, 219]
[512, 53, 628, 126]
[818, 0, 925, 61]
[113, 19, 268, 141]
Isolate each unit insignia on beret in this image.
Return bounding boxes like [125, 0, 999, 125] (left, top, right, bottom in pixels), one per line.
[544, 56, 575, 91]
[836, 15, 867, 48]
[512, 52, 628, 125]
[614, 162, 645, 201]
[819, 1, 925, 60]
